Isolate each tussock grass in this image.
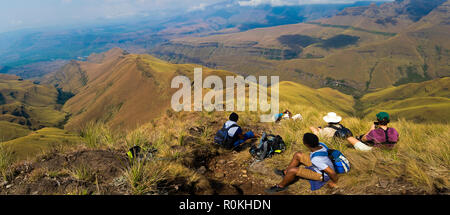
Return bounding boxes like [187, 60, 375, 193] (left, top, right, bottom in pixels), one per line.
[124, 160, 168, 195]
[70, 164, 95, 182]
[0, 145, 14, 181]
[81, 122, 121, 149]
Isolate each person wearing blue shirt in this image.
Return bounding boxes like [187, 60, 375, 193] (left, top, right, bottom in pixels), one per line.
[265, 133, 339, 193]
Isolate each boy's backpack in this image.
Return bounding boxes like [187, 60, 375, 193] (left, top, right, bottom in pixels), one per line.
[382, 128, 397, 145]
[329, 124, 353, 139]
[249, 132, 286, 161]
[214, 124, 239, 149]
[127, 146, 158, 161]
[311, 143, 350, 174]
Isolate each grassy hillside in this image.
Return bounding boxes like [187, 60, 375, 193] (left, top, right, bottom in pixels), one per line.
[4, 99, 448, 194]
[0, 121, 31, 142]
[1, 127, 82, 161]
[278, 81, 355, 116]
[361, 78, 450, 122]
[1, 59, 448, 195]
[45, 48, 235, 131]
[0, 75, 69, 133]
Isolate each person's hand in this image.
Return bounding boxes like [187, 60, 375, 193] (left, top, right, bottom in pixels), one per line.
[328, 181, 339, 189]
[370, 123, 376, 130]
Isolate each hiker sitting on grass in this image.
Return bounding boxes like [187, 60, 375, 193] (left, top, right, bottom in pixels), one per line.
[346, 112, 399, 152]
[217, 112, 255, 149]
[310, 112, 351, 138]
[265, 133, 338, 193]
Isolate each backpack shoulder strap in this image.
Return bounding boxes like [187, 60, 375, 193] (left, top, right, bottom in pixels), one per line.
[226, 124, 239, 130]
[383, 128, 390, 144]
[311, 151, 329, 159]
[328, 124, 342, 130]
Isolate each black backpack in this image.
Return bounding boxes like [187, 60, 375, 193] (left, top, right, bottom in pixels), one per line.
[329, 124, 353, 139]
[214, 124, 239, 149]
[249, 133, 286, 161]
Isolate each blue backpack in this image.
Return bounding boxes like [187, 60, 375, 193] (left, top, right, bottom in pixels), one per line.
[311, 143, 350, 174]
[214, 124, 239, 149]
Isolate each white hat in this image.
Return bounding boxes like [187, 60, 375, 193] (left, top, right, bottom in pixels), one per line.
[323, 112, 342, 123]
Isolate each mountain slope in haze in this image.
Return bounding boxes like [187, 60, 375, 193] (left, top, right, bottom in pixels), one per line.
[0, 1, 380, 73]
[151, 0, 450, 93]
[317, 0, 447, 33]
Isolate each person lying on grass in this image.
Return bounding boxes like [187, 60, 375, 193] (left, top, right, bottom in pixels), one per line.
[310, 112, 348, 138]
[346, 112, 399, 152]
[265, 133, 338, 193]
[275, 110, 292, 122]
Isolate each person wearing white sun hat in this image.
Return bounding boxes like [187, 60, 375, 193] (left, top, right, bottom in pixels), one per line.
[309, 112, 344, 138]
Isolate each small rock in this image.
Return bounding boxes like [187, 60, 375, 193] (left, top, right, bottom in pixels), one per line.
[197, 166, 207, 174]
[379, 179, 389, 188]
[215, 172, 225, 178]
[32, 191, 39, 195]
[242, 175, 248, 178]
[241, 170, 247, 174]
[6, 184, 13, 189]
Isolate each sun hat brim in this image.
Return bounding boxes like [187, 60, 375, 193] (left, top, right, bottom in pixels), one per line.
[323, 115, 342, 123]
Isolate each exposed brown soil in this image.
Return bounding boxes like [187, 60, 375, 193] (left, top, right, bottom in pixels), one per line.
[1, 150, 129, 195]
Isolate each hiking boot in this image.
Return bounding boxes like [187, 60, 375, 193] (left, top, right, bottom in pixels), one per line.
[265, 185, 287, 193]
[274, 169, 285, 177]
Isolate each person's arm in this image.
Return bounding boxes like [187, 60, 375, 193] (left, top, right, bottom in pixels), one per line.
[361, 123, 376, 142]
[309, 126, 321, 136]
[323, 167, 339, 188]
[235, 127, 245, 140]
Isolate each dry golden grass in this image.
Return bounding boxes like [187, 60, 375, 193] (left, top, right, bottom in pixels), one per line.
[121, 97, 449, 194]
[0, 145, 15, 181]
[264, 105, 450, 194]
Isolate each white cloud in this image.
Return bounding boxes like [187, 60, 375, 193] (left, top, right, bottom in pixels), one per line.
[188, 3, 208, 12]
[9, 19, 23, 26]
[238, 0, 391, 7]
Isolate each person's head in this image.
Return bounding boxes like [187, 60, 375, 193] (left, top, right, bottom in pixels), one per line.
[375, 112, 390, 126]
[303, 133, 320, 149]
[229, 112, 239, 122]
[323, 112, 342, 125]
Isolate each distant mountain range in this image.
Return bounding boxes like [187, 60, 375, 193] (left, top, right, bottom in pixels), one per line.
[0, 1, 386, 71]
[151, 0, 450, 94]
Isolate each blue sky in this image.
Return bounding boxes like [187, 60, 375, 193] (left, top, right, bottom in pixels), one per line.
[0, 0, 392, 33]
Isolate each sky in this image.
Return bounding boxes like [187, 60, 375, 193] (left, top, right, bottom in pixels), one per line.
[0, 0, 392, 33]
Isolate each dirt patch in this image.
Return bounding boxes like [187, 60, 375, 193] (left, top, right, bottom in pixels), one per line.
[1, 150, 128, 195]
[205, 152, 269, 195]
